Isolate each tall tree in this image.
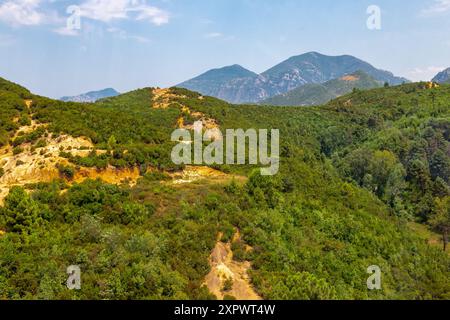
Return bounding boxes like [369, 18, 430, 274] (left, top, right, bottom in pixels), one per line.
[431, 197, 450, 251]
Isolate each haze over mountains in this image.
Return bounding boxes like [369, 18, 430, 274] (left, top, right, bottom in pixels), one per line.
[60, 88, 120, 103]
[178, 52, 409, 104]
[261, 70, 382, 106]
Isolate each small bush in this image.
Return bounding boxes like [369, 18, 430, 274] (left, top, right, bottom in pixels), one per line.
[12, 146, 24, 155]
[57, 164, 75, 179]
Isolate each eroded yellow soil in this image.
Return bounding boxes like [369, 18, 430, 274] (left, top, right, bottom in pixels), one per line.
[340, 75, 360, 81]
[74, 166, 141, 186]
[0, 128, 96, 199]
[0, 98, 230, 203]
[0, 100, 140, 203]
[152, 88, 186, 109]
[151, 88, 219, 134]
[204, 232, 261, 300]
[171, 166, 239, 185]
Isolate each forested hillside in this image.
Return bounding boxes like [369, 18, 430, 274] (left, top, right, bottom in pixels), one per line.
[260, 70, 382, 106]
[0, 77, 449, 300]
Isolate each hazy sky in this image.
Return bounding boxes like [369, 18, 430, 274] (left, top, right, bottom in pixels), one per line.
[1, 0, 449, 98]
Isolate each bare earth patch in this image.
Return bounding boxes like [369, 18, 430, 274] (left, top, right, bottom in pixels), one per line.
[170, 166, 245, 185]
[340, 75, 360, 81]
[0, 132, 97, 203]
[204, 232, 262, 300]
[0, 100, 140, 203]
[152, 88, 186, 109]
[152, 88, 219, 134]
[24, 99, 33, 109]
[74, 166, 141, 186]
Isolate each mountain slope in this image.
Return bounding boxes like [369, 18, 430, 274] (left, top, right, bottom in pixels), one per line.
[432, 68, 450, 84]
[261, 52, 406, 93]
[60, 88, 120, 103]
[0, 77, 33, 146]
[0, 78, 449, 300]
[177, 52, 408, 103]
[177, 65, 260, 103]
[261, 70, 382, 106]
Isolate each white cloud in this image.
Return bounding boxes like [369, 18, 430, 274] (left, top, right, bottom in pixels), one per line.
[0, 0, 168, 39]
[204, 32, 223, 39]
[422, 0, 450, 15]
[134, 5, 169, 26]
[79, 0, 169, 25]
[79, 0, 128, 22]
[407, 66, 445, 81]
[203, 32, 236, 41]
[0, 0, 45, 26]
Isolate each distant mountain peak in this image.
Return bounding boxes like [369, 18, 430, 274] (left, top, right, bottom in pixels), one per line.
[432, 68, 450, 84]
[296, 51, 327, 57]
[197, 64, 257, 78]
[177, 52, 409, 104]
[227, 64, 248, 70]
[176, 64, 259, 103]
[60, 88, 120, 103]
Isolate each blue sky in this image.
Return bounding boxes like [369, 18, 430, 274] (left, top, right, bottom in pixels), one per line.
[1, 0, 450, 98]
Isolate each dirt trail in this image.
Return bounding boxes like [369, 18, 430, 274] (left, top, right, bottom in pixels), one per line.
[204, 232, 262, 300]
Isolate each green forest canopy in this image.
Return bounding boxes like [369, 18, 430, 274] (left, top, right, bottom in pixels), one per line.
[0, 77, 449, 300]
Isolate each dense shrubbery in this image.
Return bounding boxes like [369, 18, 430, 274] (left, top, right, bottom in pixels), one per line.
[0, 78, 33, 147]
[12, 127, 46, 147]
[0, 179, 217, 299]
[175, 83, 450, 249]
[0, 78, 449, 299]
[1, 158, 448, 299]
[30, 91, 183, 171]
